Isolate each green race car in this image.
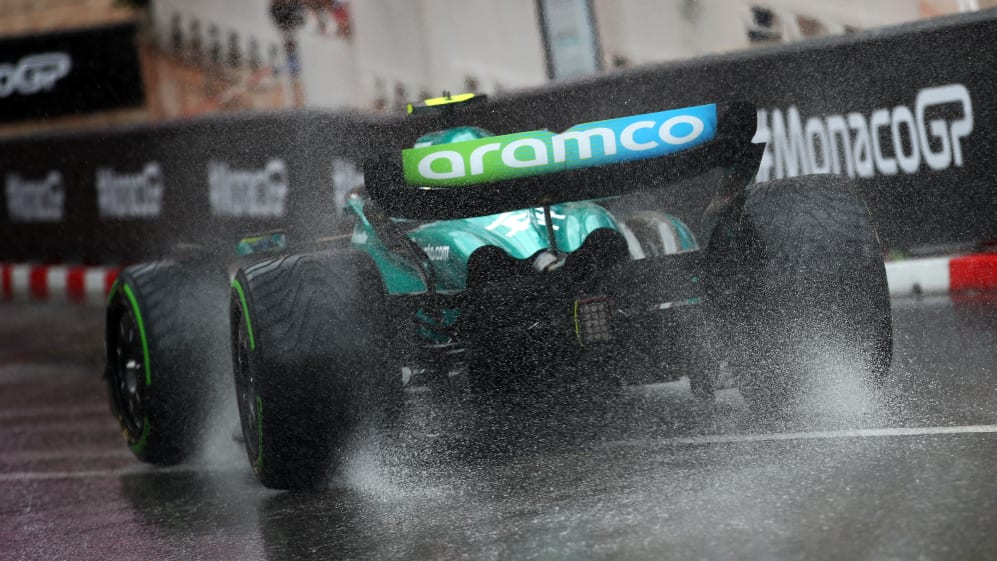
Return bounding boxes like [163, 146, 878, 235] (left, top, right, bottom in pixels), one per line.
[104, 94, 893, 489]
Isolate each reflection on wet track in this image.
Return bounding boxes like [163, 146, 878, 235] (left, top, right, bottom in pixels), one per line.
[2, 297, 996, 560]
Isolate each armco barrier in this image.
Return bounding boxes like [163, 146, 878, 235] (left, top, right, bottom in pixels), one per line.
[1, 10, 997, 263]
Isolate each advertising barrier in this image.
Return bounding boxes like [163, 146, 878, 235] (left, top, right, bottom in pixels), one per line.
[461, 10, 997, 251]
[0, 23, 144, 123]
[1, 10, 995, 263]
[0, 112, 385, 262]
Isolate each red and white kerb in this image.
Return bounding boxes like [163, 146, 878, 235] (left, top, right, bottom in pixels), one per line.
[1, 264, 120, 304]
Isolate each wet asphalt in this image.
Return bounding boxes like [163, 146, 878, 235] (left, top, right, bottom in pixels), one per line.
[1, 296, 996, 561]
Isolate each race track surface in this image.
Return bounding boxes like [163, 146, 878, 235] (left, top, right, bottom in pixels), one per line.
[2, 297, 996, 560]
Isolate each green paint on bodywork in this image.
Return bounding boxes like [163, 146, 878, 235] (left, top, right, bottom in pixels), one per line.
[414, 126, 493, 147]
[416, 308, 461, 343]
[122, 284, 151, 387]
[232, 279, 256, 351]
[129, 418, 151, 455]
[349, 198, 621, 295]
[667, 214, 699, 251]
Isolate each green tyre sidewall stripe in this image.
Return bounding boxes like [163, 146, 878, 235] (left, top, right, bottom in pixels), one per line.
[119, 281, 153, 455]
[232, 279, 256, 351]
[130, 419, 151, 455]
[122, 283, 152, 387]
[106, 279, 120, 306]
[232, 277, 263, 472]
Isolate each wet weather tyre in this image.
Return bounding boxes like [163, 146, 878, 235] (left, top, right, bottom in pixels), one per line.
[231, 251, 392, 490]
[707, 175, 893, 414]
[105, 260, 230, 464]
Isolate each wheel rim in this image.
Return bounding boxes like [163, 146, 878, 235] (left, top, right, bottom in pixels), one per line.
[113, 307, 146, 438]
[234, 317, 260, 466]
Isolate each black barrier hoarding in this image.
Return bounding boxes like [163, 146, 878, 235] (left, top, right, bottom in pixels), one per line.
[1, 10, 996, 262]
[0, 111, 381, 262]
[428, 10, 997, 251]
[374, 10, 997, 251]
[0, 23, 144, 123]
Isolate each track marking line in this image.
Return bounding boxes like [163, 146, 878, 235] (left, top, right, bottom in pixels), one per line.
[4, 421, 122, 435]
[605, 424, 997, 449]
[0, 448, 135, 463]
[0, 404, 110, 421]
[0, 466, 150, 482]
[4, 425, 997, 482]
[0, 462, 244, 483]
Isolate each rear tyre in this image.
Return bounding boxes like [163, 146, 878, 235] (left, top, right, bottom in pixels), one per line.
[105, 259, 230, 464]
[707, 175, 892, 414]
[231, 251, 393, 490]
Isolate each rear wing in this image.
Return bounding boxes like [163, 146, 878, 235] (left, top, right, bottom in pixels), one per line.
[363, 101, 761, 220]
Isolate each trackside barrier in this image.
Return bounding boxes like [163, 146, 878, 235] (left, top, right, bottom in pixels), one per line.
[3, 252, 995, 305]
[1, 10, 997, 263]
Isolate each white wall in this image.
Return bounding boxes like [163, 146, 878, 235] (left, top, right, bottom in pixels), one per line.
[593, 0, 747, 67]
[151, 0, 946, 112]
[151, 0, 362, 108]
[420, 0, 548, 93]
[593, 0, 924, 69]
[349, 0, 548, 108]
[151, 0, 285, 63]
[152, 0, 551, 110]
[763, 0, 922, 28]
[296, 24, 357, 109]
[349, 0, 430, 108]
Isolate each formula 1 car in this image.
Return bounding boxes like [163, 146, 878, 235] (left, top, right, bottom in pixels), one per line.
[104, 94, 893, 489]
